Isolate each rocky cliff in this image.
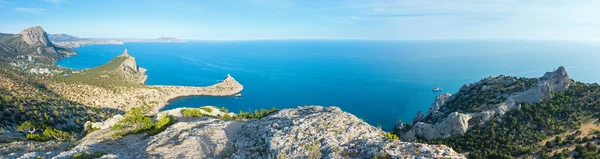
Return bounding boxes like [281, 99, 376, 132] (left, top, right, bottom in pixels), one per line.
[404, 66, 572, 140]
[6, 106, 464, 159]
[20, 26, 53, 47]
[0, 26, 75, 63]
[118, 49, 148, 84]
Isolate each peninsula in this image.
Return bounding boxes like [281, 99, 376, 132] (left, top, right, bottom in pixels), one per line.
[48, 49, 243, 113]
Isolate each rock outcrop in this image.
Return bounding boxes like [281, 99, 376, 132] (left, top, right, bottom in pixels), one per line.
[20, 26, 52, 47]
[46, 106, 464, 159]
[118, 49, 148, 84]
[404, 66, 571, 140]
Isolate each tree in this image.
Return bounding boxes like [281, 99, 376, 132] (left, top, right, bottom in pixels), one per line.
[42, 127, 70, 141]
[17, 121, 40, 134]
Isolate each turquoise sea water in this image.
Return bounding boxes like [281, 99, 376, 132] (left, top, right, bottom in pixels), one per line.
[57, 40, 600, 130]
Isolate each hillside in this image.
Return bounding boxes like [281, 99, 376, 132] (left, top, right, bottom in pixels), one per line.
[0, 64, 114, 143]
[395, 67, 600, 158]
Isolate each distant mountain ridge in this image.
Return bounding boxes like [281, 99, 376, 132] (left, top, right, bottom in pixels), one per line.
[48, 33, 187, 48]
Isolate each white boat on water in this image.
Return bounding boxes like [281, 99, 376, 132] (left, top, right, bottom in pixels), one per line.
[432, 87, 442, 91]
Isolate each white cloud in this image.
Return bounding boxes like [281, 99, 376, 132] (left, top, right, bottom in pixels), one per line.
[14, 7, 48, 14]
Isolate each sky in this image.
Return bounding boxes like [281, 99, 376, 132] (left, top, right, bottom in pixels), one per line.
[0, 0, 599, 40]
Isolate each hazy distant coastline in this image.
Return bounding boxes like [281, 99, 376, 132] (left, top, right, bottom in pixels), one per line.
[49, 33, 186, 48]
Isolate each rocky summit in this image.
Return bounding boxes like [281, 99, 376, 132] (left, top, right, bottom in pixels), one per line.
[0, 26, 75, 63]
[4, 106, 464, 159]
[403, 66, 572, 140]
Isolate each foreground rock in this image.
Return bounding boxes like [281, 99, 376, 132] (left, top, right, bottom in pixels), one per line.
[45, 106, 464, 159]
[404, 66, 572, 140]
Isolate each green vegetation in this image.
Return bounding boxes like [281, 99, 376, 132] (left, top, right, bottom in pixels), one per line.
[17, 121, 71, 141]
[73, 151, 107, 159]
[235, 107, 278, 120]
[0, 65, 112, 136]
[42, 127, 71, 141]
[53, 56, 143, 88]
[200, 107, 213, 113]
[111, 108, 155, 137]
[385, 132, 399, 140]
[425, 76, 538, 123]
[111, 108, 177, 137]
[181, 108, 205, 117]
[423, 82, 600, 158]
[149, 115, 177, 135]
[26, 134, 48, 141]
[573, 142, 600, 159]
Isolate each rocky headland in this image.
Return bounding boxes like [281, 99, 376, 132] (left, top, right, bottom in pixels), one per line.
[48, 49, 243, 113]
[402, 66, 572, 140]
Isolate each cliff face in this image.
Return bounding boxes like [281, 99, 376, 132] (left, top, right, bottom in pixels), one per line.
[20, 26, 52, 47]
[404, 66, 572, 140]
[42, 106, 464, 159]
[118, 49, 148, 84]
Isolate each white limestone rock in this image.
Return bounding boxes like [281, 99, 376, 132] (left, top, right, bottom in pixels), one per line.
[53, 106, 465, 159]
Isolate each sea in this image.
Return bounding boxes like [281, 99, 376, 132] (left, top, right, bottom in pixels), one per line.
[57, 40, 600, 130]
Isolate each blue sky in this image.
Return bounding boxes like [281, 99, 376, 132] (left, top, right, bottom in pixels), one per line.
[1, 0, 599, 40]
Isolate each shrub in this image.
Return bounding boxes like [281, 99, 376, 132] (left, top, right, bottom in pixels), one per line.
[42, 127, 70, 141]
[73, 151, 107, 159]
[26, 134, 48, 141]
[111, 108, 154, 137]
[200, 107, 213, 113]
[219, 106, 229, 113]
[17, 121, 41, 134]
[386, 132, 399, 140]
[149, 115, 177, 135]
[181, 109, 204, 117]
[235, 107, 278, 120]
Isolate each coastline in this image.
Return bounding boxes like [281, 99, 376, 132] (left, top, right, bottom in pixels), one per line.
[48, 50, 243, 114]
[148, 74, 243, 113]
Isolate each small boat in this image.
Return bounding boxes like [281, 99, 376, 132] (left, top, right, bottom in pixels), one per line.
[234, 94, 242, 97]
[432, 87, 442, 92]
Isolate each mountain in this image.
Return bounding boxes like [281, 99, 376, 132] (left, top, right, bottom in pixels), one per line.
[0, 26, 76, 63]
[48, 33, 187, 48]
[402, 66, 571, 140]
[48, 33, 87, 42]
[395, 66, 600, 158]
